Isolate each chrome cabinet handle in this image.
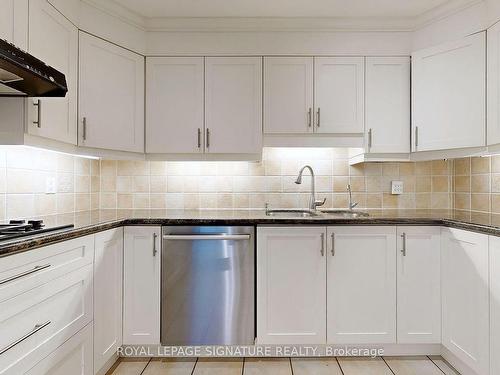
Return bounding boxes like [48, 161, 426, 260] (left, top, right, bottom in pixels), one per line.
[320, 233, 325, 256]
[308, 108, 312, 128]
[82, 117, 87, 141]
[331, 233, 335, 256]
[197, 128, 201, 149]
[415, 126, 418, 149]
[153, 233, 158, 257]
[206, 128, 210, 149]
[316, 108, 321, 128]
[0, 320, 51, 355]
[0, 264, 51, 286]
[368, 128, 372, 149]
[163, 234, 250, 241]
[33, 99, 41, 128]
[401, 233, 406, 256]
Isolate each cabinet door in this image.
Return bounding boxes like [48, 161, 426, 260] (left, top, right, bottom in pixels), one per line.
[94, 228, 123, 374]
[0, 0, 28, 48]
[396, 226, 441, 344]
[79, 32, 144, 153]
[205, 57, 262, 154]
[25, 323, 93, 375]
[488, 22, 500, 146]
[123, 226, 161, 345]
[441, 228, 489, 375]
[314, 57, 364, 134]
[366, 57, 410, 153]
[412, 32, 486, 152]
[264, 57, 313, 134]
[28, 0, 78, 145]
[257, 226, 326, 344]
[327, 226, 396, 344]
[491, 235, 500, 375]
[146, 57, 204, 154]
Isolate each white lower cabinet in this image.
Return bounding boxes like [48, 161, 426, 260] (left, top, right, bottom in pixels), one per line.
[396, 226, 441, 344]
[123, 226, 161, 345]
[327, 226, 396, 344]
[257, 226, 326, 344]
[93, 228, 123, 374]
[441, 228, 489, 375]
[25, 323, 93, 375]
[490, 235, 500, 375]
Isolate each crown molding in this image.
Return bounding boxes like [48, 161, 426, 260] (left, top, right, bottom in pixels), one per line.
[81, 0, 483, 33]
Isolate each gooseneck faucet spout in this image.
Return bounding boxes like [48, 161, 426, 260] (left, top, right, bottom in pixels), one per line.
[295, 165, 326, 211]
[347, 184, 359, 210]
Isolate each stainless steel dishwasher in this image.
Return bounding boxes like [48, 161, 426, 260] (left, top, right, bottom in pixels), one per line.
[161, 226, 255, 345]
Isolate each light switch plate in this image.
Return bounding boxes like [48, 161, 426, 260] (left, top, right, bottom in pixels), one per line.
[391, 180, 404, 195]
[45, 176, 56, 194]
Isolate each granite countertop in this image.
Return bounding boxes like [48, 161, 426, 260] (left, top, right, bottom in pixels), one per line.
[1, 209, 500, 258]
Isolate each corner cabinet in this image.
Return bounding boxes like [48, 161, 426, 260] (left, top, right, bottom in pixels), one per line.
[365, 57, 410, 154]
[326, 226, 396, 344]
[123, 226, 161, 345]
[412, 32, 486, 152]
[205, 57, 262, 155]
[78, 32, 144, 153]
[94, 228, 123, 373]
[146, 57, 204, 154]
[396, 226, 441, 344]
[441, 228, 489, 375]
[27, 0, 78, 145]
[257, 226, 327, 344]
[488, 21, 500, 147]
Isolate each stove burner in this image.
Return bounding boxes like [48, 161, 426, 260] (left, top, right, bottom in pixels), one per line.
[28, 220, 44, 230]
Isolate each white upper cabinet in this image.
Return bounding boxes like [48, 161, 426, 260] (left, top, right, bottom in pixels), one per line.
[365, 57, 410, 154]
[146, 57, 204, 154]
[27, 0, 78, 145]
[94, 228, 123, 374]
[257, 226, 327, 344]
[488, 22, 500, 146]
[205, 57, 262, 154]
[314, 57, 364, 134]
[79, 32, 144, 153]
[123, 226, 161, 345]
[264, 57, 314, 134]
[441, 228, 489, 375]
[327, 226, 396, 344]
[396, 226, 441, 344]
[326, 226, 396, 344]
[491, 235, 500, 375]
[412, 32, 486, 152]
[0, 0, 28, 48]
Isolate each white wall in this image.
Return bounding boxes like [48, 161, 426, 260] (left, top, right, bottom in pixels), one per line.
[412, 1, 487, 50]
[146, 30, 412, 56]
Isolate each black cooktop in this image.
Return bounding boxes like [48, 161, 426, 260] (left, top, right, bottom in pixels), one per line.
[0, 220, 74, 242]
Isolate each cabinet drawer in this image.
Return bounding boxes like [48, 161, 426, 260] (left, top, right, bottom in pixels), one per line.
[25, 323, 93, 375]
[0, 236, 93, 301]
[0, 265, 93, 375]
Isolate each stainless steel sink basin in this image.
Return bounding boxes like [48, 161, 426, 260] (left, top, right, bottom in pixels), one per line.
[320, 210, 370, 218]
[266, 209, 319, 218]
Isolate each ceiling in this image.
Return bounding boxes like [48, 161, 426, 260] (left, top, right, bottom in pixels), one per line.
[111, 0, 453, 19]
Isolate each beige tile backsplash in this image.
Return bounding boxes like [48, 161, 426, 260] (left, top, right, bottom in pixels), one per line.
[1, 146, 465, 220]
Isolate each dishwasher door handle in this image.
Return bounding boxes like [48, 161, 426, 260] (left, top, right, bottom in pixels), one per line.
[163, 234, 250, 241]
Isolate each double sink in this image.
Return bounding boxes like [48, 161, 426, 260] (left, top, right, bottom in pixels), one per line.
[266, 209, 370, 219]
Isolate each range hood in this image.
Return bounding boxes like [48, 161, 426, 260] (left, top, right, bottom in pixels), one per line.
[0, 38, 67, 97]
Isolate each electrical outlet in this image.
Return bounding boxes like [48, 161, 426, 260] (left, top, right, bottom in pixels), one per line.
[45, 176, 56, 194]
[391, 180, 404, 195]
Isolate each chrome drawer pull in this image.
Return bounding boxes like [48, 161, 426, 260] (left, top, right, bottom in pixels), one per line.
[0, 264, 51, 286]
[0, 320, 51, 355]
[320, 233, 325, 256]
[153, 233, 158, 257]
[401, 233, 407, 256]
[33, 99, 41, 128]
[163, 234, 250, 241]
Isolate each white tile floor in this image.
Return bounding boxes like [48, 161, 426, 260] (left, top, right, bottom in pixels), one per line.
[108, 356, 460, 375]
